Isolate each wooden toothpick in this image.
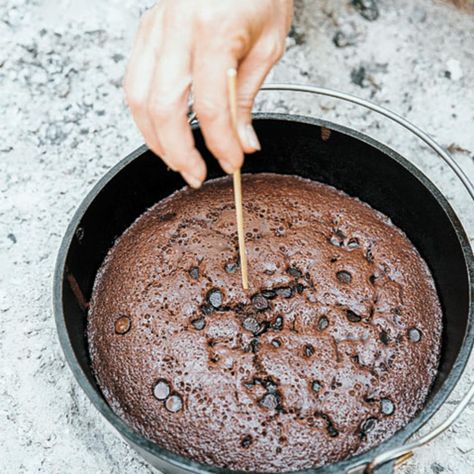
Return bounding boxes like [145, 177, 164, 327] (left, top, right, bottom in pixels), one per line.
[227, 68, 249, 290]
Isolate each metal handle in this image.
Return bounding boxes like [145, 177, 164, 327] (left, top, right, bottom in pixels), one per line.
[255, 84, 474, 473]
[189, 83, 474, 471]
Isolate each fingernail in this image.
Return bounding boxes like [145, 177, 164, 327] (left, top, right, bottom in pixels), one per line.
[220, 160, 237, 174]
[181, 171, 202, 189]
[239, 123, 261, 151]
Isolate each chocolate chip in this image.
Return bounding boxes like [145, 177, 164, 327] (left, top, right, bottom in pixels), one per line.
[165, 394, 183, 413]
[201, 303, 214, 315]
[318, 316, 329, 331]
[327, 424, 339, 438]
[369, 274, 377, 285]
[336, 270, 352, 284]
[207, 288, 223, 309]
[114, 316, 131, 335]
[241, 435, 252, 448]
[271, 315, 284, 330]
[263, 379, 278, 393]
[312, 381, 322, 392]
[347, 238, 360, 249]
[224, 262, 238, 273]
[296, 283, 305, 293]
[259, 393, 280, 411]
[409, 328, 422, 342]
[380, 330, 390, 345]
[191, 317, 206, 330]
[188, 266, 199, 280]
[360, 417, 377, 437]
[262, 289, 277, 299]
[287, 267, 302, 278]
[275, 287, 293, 298]
[329, 229, 345, 247]
[346, 310, 361, 322]
[252, 294, 269, 311]
[243, 317, 260, 335]
[153, 380, 171, 400]
[249, 338, 260, 353]
[271, 338, 281, 348]
[303, 344, 315, 357]
[381, 398, 395, 415]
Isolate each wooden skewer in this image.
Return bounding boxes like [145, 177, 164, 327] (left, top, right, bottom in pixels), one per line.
[227, 68, 249, 290]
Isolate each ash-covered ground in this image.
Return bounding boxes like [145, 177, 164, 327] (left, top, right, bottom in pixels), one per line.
[0, 0, 473, 473]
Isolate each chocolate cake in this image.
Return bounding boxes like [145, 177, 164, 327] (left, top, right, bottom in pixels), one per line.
[88, 173, 442, 472]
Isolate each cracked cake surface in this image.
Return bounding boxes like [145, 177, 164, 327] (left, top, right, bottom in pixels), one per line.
[88, 173, 442, 472]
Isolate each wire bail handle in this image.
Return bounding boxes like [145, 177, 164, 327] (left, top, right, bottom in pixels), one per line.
[260, 83, 474, 473]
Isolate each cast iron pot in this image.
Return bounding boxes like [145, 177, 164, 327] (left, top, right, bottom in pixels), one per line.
[54, 113, 474, 474]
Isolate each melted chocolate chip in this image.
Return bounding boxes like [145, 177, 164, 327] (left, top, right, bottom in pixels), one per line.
[275, 287, 293, 298]
[224, 261, 238, 273]
[317, 316, 329, 331]
[409, 328, 422, 342]
[381, 398, 395, 415]
[336, 270, 352, 284]
[114, 316, 131, 335]
[243, 317, 260, 335]
[165, 394, 183, 413]
[312, 381, 322, 392]
[271, 315, 284, 330]
[241, 435, 253, 448]
[347, 238, 360, 249]
[271, 338, 281, 348]
[201, 303, 214, 315]
[249, 338, 260, 353]
[303, 344, 315, 357]
[360, 417, 377, 437]
[346, 310, 362, 323]
[191, 317, 206, 330]
[287, 267, 302, 278]
[259, 393, 280, 411]
[380, 330, 390, 345]
[327, 424, 339, 438]
[329, 229, 345, 247]
[207, 288, 223, 309]
[188, 266, 199, 280]
[296, 283, 305, 293]
[262, 289, 277, 299]
[262, 379, 278, 393]
[252, 294, 269, 311]
[369, 274, 377, 285]
[153, 379, 171, 400]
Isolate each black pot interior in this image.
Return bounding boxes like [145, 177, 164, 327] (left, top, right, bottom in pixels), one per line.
[57, 115, 472, 473]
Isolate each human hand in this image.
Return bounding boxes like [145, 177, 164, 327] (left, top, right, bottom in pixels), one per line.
[124, 0, 293, 188]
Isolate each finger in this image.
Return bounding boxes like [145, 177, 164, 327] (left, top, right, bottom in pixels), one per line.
[192, 51, 243, 175]
[147, 15, 207, 188]
[235, 40, 284, 153]
[124, 7, 165, 157]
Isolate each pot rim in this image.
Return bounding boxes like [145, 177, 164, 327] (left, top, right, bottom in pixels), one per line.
[53, 112, 474, 474]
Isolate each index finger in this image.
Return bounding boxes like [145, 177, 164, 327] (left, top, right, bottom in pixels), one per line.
[192, 51, 244, 175]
